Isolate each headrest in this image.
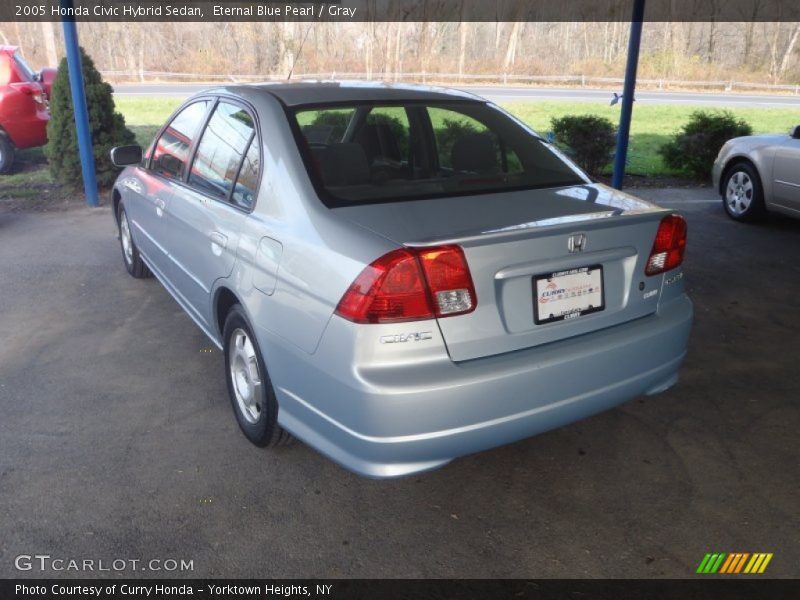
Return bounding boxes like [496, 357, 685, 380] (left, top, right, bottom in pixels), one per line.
[316, 143, 371, 186]
[451, 133, 498, 173]
[356, 123, 402, 163]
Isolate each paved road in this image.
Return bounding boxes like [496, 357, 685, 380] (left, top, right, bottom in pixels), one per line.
[1, 190, 798, 578]
[113, 83, 800, 107]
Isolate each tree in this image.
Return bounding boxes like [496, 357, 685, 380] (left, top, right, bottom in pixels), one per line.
[44, 46, 135, 188]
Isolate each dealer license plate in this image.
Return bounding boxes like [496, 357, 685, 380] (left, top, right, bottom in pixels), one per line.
[533, 266, 605, 325]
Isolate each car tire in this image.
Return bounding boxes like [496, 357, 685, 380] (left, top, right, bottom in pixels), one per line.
[722, 162, 766, 222]
[0, 133, 15, 174]
[223, 304, 292, 448]
[117, 203, 151, 278]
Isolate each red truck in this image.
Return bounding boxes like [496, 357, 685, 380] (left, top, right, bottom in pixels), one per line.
[0, 46, 56, 173]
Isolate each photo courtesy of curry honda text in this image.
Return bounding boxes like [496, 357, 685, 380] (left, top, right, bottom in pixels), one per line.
[110, 82, 693, 478]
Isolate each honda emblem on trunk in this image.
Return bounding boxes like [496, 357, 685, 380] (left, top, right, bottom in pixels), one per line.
[568, 233, 587, 253]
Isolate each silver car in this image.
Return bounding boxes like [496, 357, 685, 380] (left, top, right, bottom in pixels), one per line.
[712, 125, 800, 221]
[110, 82, 693, 478]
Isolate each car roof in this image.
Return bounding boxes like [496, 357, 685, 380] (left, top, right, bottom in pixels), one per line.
[205, 80, 486, 107]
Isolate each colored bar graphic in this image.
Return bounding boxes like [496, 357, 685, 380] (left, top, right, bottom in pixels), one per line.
[710, 553, 726, 573]
[723, 553, 740, 573]
[743, 554, 759, 574]
[698, 552, 773, 574]
[734, 553, 749, 573]
[696, 554, 712, 573]
[758, 554, 773, 573]
[745, 554, 768, 573]
[702, 553, 719, 573]
[719, 554, 736, 573]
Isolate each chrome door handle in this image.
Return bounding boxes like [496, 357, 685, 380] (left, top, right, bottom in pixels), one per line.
[209, 231, 228, 250]
[154, 198, 166, 217]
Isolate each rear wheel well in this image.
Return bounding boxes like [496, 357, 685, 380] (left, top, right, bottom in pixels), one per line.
[215, 287, 240, 338]
[720, 158, 759, 196]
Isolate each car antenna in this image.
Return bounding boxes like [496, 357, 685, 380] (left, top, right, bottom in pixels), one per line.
[287, 24, 314, 81]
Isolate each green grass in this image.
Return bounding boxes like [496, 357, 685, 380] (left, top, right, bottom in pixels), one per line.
[500, 101, 800, 176]
[0, 147, 53, 200]
[0, 168, 52, 187]
[115, 97, 183, 126]
[0, 157, 52, 202]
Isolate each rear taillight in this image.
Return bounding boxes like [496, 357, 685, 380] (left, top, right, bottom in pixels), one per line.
[645, 214, 687, 276]
[11, 82, 46, 108]
[335, 245, 477, 324]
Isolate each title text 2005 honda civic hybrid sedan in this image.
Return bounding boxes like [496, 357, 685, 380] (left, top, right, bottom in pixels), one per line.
[110, 82, 693, 478]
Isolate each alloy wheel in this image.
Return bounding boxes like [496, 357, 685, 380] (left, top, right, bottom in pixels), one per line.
[229, 328, 263, 424]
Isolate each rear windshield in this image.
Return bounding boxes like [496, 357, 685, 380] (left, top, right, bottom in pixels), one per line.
[13, 52, 36, 82]
[290, 101, 584, 207]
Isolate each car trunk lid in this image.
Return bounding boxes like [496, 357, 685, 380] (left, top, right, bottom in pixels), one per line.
[337, 184, 672, 361]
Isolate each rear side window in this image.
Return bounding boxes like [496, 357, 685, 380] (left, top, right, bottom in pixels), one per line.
[189, 102, 256, 206]
[151, 101, 209, 180]
[232, 138, 260, 210]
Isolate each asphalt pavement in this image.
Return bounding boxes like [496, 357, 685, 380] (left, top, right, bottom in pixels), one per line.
[113, 83, 800, 108]
[0, 188, 798, 578]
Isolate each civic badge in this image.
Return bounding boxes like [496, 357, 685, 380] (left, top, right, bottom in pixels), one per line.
[568, 233, 587, 253]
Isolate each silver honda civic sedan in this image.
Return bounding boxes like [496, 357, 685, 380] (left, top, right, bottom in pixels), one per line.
[110, 82, 693, 478]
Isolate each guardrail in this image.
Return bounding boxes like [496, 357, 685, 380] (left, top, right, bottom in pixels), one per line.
[100, 70, 800, 94]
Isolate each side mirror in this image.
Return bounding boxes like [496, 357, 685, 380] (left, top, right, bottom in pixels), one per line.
[110, 145, 143, 167]
[791, 125, 800, 139]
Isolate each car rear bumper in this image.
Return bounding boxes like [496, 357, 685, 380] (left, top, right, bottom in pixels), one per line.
[2, 109, 49, 149]
[269, 294, 693, 479]
[712, 159, 724, 194]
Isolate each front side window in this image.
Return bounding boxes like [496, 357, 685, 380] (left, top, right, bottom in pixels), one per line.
[189, 102, 256, 206]
[151, 101, 209, 181]
[292, 101, 582, 206]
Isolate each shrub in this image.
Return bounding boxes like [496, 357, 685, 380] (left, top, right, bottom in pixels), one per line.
[550, 115, 616, 176]
[45, 47, 135, 188]
[310, 110, 351, 141]
[659, 110, 752, 178]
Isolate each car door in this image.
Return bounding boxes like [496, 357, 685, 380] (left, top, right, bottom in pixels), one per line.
[159, 98, 261, 328]
[129, 99, 212, 280]
[772, 134, 800, 213]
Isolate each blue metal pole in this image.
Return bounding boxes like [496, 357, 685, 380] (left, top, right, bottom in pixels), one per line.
[611, 0, 645, 190]
[60, 0, 99, 207]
